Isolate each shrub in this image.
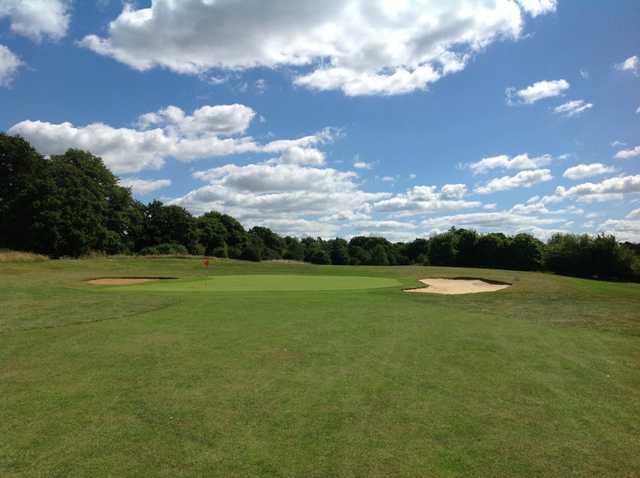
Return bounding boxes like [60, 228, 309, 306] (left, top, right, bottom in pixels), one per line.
[308, 248, 331, 265]
[138, 243, 189, 256]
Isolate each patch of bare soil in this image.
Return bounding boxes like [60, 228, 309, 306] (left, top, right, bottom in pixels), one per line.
[405, 278, 510, 295]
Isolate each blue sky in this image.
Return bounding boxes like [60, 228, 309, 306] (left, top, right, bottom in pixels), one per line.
[1, 0, 639, 241]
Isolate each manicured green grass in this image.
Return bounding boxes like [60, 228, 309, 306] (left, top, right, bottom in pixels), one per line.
[1, 257, 639, 477]
[104, 274, 401, 292]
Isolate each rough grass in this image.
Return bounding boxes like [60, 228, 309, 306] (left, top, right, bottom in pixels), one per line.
[1, 257, 639, 477]
[0, 250, 49, 263]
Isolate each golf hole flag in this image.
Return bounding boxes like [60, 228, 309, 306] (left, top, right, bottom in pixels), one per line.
[203, 259, 209, 268]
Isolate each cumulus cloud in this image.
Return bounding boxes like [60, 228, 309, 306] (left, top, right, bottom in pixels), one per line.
[516, 0, 558, 16]
[0, 0, 70, 41]
[422, 211, 564, 231]
[172, 161, 490, 238]
[372, 184, 481, 216]
[562, 163, 616, 180]
[615, 55, 639, 76]
[469, 153, 552, 175]
[554, 175, 640, 203]
[506, 79, 569, 105]
[193, 163, 358, 194]
[137, 104, 255, 136]
[0, 44, 22, 87]
[614, 145, 640, 160]
[8, 119, 256, 174]
[172, 162, 388, 229]
[553, 99, 593, 117]
[8, 105, 336, 174]
[475, 169, 553, 194]
[599, 219, 640, 242]
[78, 0, 556, 96]
[119, 178, 172, 195]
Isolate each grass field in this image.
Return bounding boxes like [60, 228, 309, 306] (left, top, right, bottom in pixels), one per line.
[1, 257, 639, 477]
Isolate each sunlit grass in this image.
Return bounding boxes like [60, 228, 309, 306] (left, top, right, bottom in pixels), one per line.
[1, 257, 639, 477]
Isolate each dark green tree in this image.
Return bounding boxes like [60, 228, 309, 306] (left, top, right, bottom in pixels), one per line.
[453, 228, 478, 267]
[370, 244, 390, 265]
[428, 232, 457, 266]
[328, 238, 350, 265]
[283, 236, 305, 261]
[197, 212, 228, 256]
[220, 214, 248, 258]
[137, 201, 199, 253]
[0, 134, 49, 250]
[249, 226, 284, 260]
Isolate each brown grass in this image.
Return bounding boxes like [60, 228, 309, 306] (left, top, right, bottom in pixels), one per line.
[0, 250, 49, 262]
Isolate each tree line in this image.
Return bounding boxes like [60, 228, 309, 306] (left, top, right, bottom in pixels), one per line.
[1, 133, 638, 280]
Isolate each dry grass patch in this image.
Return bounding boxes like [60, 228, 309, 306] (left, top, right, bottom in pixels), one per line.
[0, 250, 49, 262]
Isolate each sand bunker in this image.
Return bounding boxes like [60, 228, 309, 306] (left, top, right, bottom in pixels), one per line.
[405, 278, 510, 295]
[88, 278, 164, 286]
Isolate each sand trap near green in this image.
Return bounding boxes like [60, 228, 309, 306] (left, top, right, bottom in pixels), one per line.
[117, 274, 401, 292]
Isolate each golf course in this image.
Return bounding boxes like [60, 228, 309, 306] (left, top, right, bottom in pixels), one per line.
[1, 256, 639, 477]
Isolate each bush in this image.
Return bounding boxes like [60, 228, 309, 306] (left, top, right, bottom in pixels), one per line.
[210, 244, 229, 258]
[544, 233, 637, 280]
[308, 247, 331, 265]
[138, 243, 189, 256]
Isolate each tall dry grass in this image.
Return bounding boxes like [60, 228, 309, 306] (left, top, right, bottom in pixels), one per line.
[0, 250, 49, 262]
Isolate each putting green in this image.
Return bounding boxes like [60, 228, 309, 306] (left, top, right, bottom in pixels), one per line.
[115, 274, 401, 292]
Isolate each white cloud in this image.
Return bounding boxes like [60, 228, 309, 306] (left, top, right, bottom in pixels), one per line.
[469, 153, 552, 175]
[611, 140, 627, 148]
[506, 79, 569, 105]
[615, 55, 639, 76]
[440, 184, 468, 200]
[0, 44, 22, 87]
[513, 199, 583, 217]
[579, 68, 589, 79]
[193, 163, 357, 194]
[372, 185, 481, 216]
[421, 210, 565, 236]
[0, 0, 70, 42]
[137, 104, 255, 136]
[599, 219, 640, 242]
[636, 105, 640, 114]
[381, 176, 395, 182]
[614, 145, 640, 160]
[255, 78, 267, 94]
[554, 175, 640, 202]
[271, 146, 326, 166]
[78, 0, 556, 96]
[8, 119, 257, 174]
[516, 0, 558, 17]
[8, 105, 336, 174]
[626, 208, 640, 219]
[119, 178, 172, 195]
[353, 160, 373, 170]
[475, 169, 553, 194]
[171, 161, 390, 236]
[553, 99, 593, 117]
[562, 163, 616, 180]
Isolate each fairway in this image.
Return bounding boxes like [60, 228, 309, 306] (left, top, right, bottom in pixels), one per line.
[100, 274, 401, 292]
[2, 257, 640, 477]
